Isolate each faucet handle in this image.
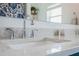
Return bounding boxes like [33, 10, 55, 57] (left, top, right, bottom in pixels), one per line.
[5, 28, 13, 32]
[5, 28, 14, 39]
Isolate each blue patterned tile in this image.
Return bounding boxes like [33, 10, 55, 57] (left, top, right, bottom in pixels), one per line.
[0, 3, 26, 18]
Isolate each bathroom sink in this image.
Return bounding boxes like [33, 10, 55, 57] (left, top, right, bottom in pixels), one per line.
[40, 37, 71, 43]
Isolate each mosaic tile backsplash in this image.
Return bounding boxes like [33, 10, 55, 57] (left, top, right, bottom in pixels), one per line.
[0, 3, 26, 18]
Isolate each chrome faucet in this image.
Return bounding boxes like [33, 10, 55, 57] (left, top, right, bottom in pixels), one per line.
[30, 29, 38, 38]
[5, 28, 14, 39]
[31, 20, 34, 25]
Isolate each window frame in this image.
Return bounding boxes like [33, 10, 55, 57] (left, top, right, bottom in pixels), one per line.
[47, 4, 62, 23]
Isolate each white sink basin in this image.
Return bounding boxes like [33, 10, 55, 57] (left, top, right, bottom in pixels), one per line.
[40, 37, 71, 43]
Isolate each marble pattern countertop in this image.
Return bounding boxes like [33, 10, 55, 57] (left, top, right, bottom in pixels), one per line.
[0, 38, 79, 56]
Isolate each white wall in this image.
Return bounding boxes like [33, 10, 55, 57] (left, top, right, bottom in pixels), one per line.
[28, 3, 79, 24]
[0, 3, 78, 40]
[0, 17, 24, 39]
[62, 3, 79, 41]
[29, 3, 54, 21]
[26, 3, 79, 40]
[62, 3, 79, 24]
[0, 17, 23, 27]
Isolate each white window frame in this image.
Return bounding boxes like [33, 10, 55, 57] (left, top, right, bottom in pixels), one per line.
[47, 4, 62, 23]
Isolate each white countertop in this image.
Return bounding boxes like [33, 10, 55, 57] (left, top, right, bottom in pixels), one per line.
[0, 39, 79, 56]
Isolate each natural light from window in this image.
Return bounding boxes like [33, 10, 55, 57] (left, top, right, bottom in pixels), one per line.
[47, 4, 62, 23]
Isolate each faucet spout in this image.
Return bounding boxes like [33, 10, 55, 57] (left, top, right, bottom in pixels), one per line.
[5, 28, 14, 39]
[31, 20, 34, 25]
[30, 29, 38, 38]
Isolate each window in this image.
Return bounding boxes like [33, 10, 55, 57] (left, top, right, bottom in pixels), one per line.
[47, 4, 62, 23]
